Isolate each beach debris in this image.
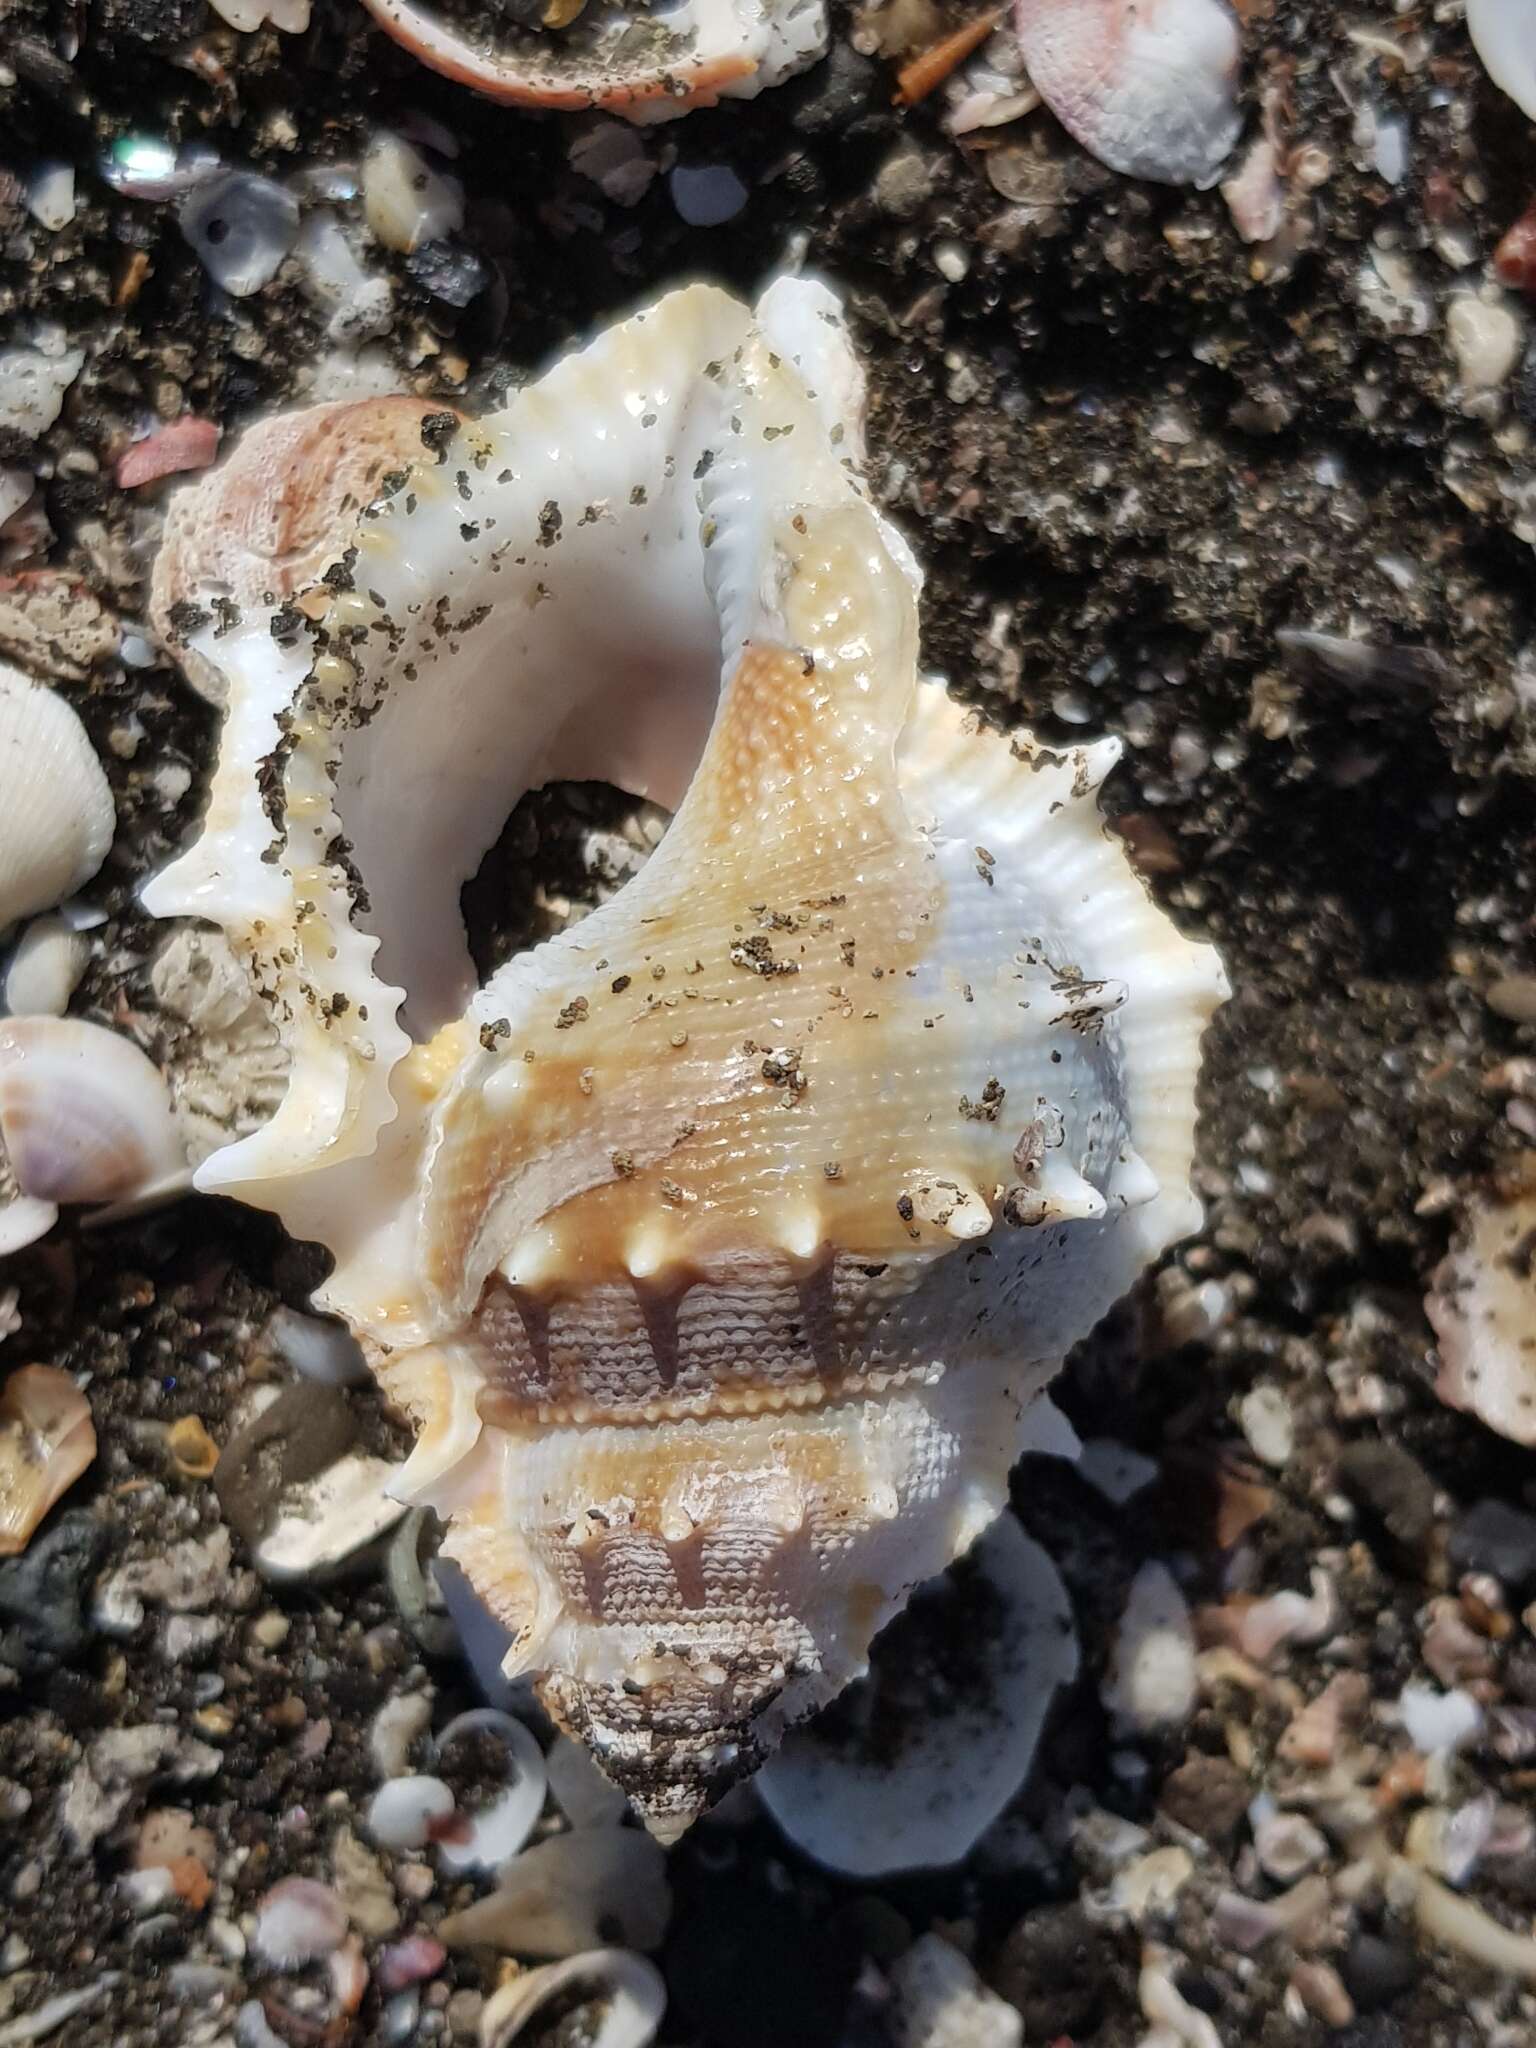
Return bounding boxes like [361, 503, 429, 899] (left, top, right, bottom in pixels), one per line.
[0, 1365, 95, 1555]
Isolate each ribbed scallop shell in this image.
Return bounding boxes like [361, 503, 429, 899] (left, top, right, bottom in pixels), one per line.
[0, 1017, 186, 1207]
[0, 662, 115, 932]
[146, 280, 1226, 1834]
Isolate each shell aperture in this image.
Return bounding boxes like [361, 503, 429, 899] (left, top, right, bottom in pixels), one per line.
[145, 279, 1226, 1837]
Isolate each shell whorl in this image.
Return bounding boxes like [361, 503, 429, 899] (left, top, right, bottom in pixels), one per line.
[147, 279, 1227, 1834]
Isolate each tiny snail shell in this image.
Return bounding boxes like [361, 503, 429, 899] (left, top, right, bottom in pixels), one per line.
[0, 663, 115, 935]
[479, 1950, 665, 2048]
[0, 1017, 186, 1207]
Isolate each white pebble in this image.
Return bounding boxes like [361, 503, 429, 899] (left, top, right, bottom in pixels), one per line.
[1398, 1683, 1484, 1757]
[262, 1304, 369, 1385]
[252, 1877, 348, 1967]
[180, 174, 300, 299]
[362, 132, 464, 255]
[296, 213, 394, 344]
[1103, 1561, 1196, 1732]
[25, 162, 76, 231]
[1238, 1383, 1294, 1468]
[1253, 1809, 1328, 1881]
[367, 1774, 455, 1851]
[668, 165, 749, 228]
[933, 238, 970, 283]
[0, 341, 84, 438]
[1447, 291, 1524, 393]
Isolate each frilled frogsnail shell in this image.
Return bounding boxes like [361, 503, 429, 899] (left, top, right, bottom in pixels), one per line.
[147, 280, 1227, 1836]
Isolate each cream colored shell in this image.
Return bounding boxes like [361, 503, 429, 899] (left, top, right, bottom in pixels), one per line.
[146, 280, 1227, 1835]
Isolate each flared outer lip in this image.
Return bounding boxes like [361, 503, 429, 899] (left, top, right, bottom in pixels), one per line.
[358, 0, 760, 111]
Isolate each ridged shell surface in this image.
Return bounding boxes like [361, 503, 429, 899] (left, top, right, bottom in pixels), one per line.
[0, 662, 115, 932]
[145, 280, 1227, 1834]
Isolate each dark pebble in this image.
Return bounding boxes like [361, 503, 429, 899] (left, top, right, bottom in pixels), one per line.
[987, 1902, 1113, 2038]
[406, 241, 491, 309]
[1447, 1499, 1536, 1598]
[786, 40, 885, 139]
[0, 1511, 107, 1673]
[1336, 1441, 1438, 1550]
[1341, 1932, 1418, 2013]
[1158, 1753, 1251, 1845]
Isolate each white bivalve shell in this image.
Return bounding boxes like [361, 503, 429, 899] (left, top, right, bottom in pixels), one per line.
[0, 1018, 187, 1211]
[1014, 0, 1244, 188]
[0, 662, 114, 934]
[144, 278, 1227, 1837]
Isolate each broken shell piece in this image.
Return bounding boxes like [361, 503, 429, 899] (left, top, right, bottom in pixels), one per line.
[3, 916, 91, 1018]
[1013, 0, 1243, 187]
[432, 1709, 547, 1872]
[757, 1513, 1077, 1876]
[148, 926, 290, 1161]
[1468, 0, 1536, 122]
[148, 396, 449, 704]
[144, 278, 1225, 1835]
[358, 0, 827, 122]
[0, 1364, 96, 1554]
[889, 1935, 1022, 2048]
[252, 1449, 409, 1580]
[0, 663, 114, 933]
[1427, 1184, 1536, 1446]
[478, 1950, 665, 2048]
[0, 1018, 185, 1208]
[440, 1826, 670, 1955]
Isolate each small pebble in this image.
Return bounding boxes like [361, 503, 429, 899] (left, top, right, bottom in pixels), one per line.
[668, 165, 749, 227]
[1448, 1498, 1536, 1597]
[368, 1774, 456, 1851]
[1448, 292, 1524, 392]
[25, 162, 75, 231]
[362, 132, 464, 255]
[1103, 1562, 1196, 1732]
[1486, 974, 1536, 1024]
[1341, 1932, 1417, 2014]
[180, 174, 300, 298]
[1237, 1383, 1293, 1467]
[253, 1877, 348, 1967]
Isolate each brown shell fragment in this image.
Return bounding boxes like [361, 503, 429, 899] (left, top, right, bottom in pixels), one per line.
[0, 1363, 96, 1555]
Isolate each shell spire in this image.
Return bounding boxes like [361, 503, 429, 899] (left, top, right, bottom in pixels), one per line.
[146, 278, 1226, 1835]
